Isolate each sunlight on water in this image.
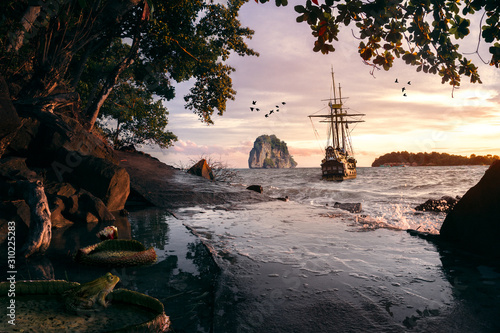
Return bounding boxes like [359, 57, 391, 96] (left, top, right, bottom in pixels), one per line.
[178, 166, 499, 332]
[232, 166, 488, 233]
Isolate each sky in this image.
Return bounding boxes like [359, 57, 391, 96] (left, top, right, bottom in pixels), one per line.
[145, 1, 500, 168]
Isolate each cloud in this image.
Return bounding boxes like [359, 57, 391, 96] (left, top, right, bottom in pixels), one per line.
[155, 1, 500, 168]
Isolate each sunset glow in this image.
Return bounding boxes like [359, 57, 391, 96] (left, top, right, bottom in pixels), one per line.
[147, 2, 500, 168]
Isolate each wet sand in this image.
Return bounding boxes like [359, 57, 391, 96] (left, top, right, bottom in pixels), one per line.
[183, 201, 500, 333]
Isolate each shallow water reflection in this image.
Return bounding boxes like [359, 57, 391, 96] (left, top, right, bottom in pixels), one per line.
[1, 207, 218, 333]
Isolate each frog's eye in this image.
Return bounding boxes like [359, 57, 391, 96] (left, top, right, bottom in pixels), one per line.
[106, 273, 113, 281]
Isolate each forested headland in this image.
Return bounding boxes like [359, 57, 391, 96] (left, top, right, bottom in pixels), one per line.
[372, 151, 500, 167]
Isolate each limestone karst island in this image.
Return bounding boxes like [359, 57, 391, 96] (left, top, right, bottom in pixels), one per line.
[248, 135, 297, 169]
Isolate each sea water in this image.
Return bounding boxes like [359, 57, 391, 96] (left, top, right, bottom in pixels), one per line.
[176, 166, 500, 332]
[232, 166, 488, 233]
[6, 166, 497, 332]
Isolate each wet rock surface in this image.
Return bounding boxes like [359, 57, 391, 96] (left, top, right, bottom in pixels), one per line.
[414, 196, 458, 213]
[116, 150, 268, 209]
[440, 160, 500, 257]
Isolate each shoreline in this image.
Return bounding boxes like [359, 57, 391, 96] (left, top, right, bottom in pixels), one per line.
[2, 149, 499, 332]
[116, 150, 269, 210]
[181, 200, 500, 333]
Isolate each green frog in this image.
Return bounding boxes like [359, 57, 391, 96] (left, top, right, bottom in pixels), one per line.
[64, 272, 120, 313]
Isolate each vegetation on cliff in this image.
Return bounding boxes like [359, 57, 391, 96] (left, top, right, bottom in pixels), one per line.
[372, 151, 500, 167]
[0, 0, 257, 144]
[249, 135, 297, 169]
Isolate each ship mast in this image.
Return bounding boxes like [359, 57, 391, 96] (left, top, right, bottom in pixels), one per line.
[339, 82, 346, 152]
[308, 69, 365, 158]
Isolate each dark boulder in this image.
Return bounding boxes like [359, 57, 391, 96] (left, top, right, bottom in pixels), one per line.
[0, 200, 31, 245]
[440, 161, 500, 257]
[63, 154, 130, 211]
[415, 196, 458, 213]
[68, 189, 116, 224]
[246, 185, 263, 193]
[187, 159, 214, 181]
[6, 117, 40, 156]
[332, 202, 362, 213]
[9, 107, 115, 166]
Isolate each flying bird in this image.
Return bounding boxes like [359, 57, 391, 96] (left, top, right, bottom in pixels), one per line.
[250, 107, 254, 111]
[269, 110, 274, 114]
[402, 87, 406, 92]
[395, 78, 398, 83]
[252, 101, 257, 105]
[407, 81, 411, 85]
[282, 102, 286, 105]
[403, 93, 407, 97]
[265, 114, 269, 118]
[276, 105, 280, 109]
[256, 108, 260, 112]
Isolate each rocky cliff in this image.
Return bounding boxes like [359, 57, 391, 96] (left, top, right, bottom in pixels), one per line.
[248, 135, 297, 169]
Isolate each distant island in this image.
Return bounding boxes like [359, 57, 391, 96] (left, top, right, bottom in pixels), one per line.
[248, 135, 297, 169]
[372, 151, 500, 167]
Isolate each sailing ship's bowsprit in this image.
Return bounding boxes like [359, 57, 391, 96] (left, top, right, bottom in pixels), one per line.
[309, 71, 365, 181]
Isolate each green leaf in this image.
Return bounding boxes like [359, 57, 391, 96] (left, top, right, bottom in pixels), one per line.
[294, 5, 306, 13]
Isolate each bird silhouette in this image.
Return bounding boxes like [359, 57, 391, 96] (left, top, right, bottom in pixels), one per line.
[276, 105, 280, 109]
[250, 107, 254, 111]
[402, 87, 406, 92]
[407, 81, 411, 85]
[403, 93, 407, 97]
[252, 101, 257, 105]
[282, 102, 286, 105]
[395, 78, 398, 83]
[265, 114, 269, 118]
[269, 110, 274, 114]
[256, 108, 260, 112]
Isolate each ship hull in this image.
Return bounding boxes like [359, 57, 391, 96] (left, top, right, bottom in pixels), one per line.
[321, 159, 357, 181]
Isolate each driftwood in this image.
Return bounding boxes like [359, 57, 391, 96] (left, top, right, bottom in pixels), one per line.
[20, 180, 52, 258]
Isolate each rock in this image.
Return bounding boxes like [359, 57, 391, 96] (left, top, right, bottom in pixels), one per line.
[0, 156, 38, 181]
[64, 154, 130, 211]
[440, 161, 500, 257]
[414, 196, 458, 213]
[7, 102, 116, 166]
[119, 144, 137, 153]
[68, 189, 116, 224]
[6, 117, 40, 156]
[248, 135, 297, 169]
[44, 182, 116, 225]
[0, 200, 31, 245]
[49, 197, 73, 229]
[0, 157, 39, 200]
[20, 180, 52, 258]
[332, 202, 362, 213]
[187, 159, 214, 180]
[45, 182, 78, 198]
[246, 185, 263, 193]
[0, 74, 22, 158]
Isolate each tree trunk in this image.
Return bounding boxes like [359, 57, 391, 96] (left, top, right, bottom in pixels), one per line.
[85, 33, 142, 131]
[15, 92, 81, 113]
[16, 0, 143, 101]
[113, 119, 121, 148]
[20, 180, 52, 258]
[6, 5, 42, 53]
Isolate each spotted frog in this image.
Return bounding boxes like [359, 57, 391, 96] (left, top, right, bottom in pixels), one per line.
[64, 272, 120, 312]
